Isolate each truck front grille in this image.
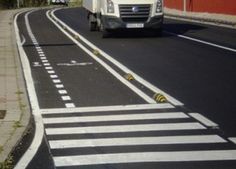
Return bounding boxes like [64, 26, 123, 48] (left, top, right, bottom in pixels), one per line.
[119, 4, 151, 23]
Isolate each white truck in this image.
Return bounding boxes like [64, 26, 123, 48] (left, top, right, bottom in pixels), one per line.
[83, 0, 164, 37]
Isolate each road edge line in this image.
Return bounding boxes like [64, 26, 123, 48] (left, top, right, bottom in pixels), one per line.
[14, 10, 44, 169]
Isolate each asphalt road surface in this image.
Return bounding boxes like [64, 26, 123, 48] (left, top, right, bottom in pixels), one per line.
[16, 7, 236, 169]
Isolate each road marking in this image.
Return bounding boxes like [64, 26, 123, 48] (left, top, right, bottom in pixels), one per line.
[55, 84, 64, 88]
[189, 113, 218, 127]
[45, 66, 53, 70]
[43, 63, 50, 66]
[49, 9, 183, 106]
[43, 112, 189, 124]
[65, 103, 76, 108]
[54, 150, 236, 166]
[61, 96, 71, 101]
[47, 10, 156, 104]
[58, 90, 67, 94]
[14, 10, 44, 169]
[45, 122, 206, 135]
[49, 135, 226, 149]
[47, 70, 55, 74]
[165, 31, 236, 53]
[229, 137, 236, 144]
[41, 103, 174, 114]
[42, 59, 49, 63]
[52, 79, 61, 83]
[21, 34, 26, 45]
[50, 75, 58, 78]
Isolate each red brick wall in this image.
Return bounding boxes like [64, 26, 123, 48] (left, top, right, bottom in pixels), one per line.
[164, 0, 236, 15]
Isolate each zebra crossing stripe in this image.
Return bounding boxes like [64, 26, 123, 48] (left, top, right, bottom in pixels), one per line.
[41, 103, 174, 114]
[43, 112, 189, 124]
[53, 150, 236, 167]
[45, 122, 206, 135]
[49, 135, 226, 149]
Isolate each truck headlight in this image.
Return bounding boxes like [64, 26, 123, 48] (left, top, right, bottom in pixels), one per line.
[156, 0, 162, 13]
[107, 0, 115, 13]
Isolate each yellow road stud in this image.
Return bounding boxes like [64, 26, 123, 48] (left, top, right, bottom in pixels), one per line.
[124, 73, 134, 81]
[153, 93, 167, 103]
[93, 49, 100, 56]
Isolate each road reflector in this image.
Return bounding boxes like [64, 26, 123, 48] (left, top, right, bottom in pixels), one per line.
[124, 73, 134, 81]
[74, 35, 80, 40]
[93, 49, 100, 56]
[153, 93, 167, 103]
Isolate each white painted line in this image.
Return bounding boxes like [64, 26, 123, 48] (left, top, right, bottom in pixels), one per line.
[55, 84, 64, 88]
[229, 137, 236, 144]
[43, 112, 189, 124]
[58, 90, 67, 94]
[38, 51, 44, 54]
[165, 31, 236, 53]
[47, 11, 156, 104]
[50, 74, 58, 78]
[46, 122, 206, 135]
[14, 10, 43, 169]
[61, 96, 71, 101]
[49, 135, 226, 149]
[54, 150, 236, 166]
[40, 56, 46, 59]
[49, 9, 183, 106]
[44, 63, 50, 66]
[189, 113, 218, 127]
[45, 66, 53, 70]
[47, 70, 55, 74]
[41, 103, 174, 114]
[65, 103, 76, 108]
[42, 59, 49, 63]
[53, 79, 61, 83]
[39, 54, 45, 57]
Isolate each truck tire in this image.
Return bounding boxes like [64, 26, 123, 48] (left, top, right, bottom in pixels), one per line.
[100, 22, 110, 38]
[89, 14, 97, 31]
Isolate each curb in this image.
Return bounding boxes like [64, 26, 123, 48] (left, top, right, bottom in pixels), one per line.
[164, 10, 236, 29]
[0, 8, 32, 168]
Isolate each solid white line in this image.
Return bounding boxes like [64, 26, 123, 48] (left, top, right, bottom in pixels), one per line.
[165, 31, 236, 53]
[14, 10, 44, 169]
[229, 137, 236, 144]
[43, 112, 189, 124]
[54, 150, 236, 166]
[21, 34, 26, 45]
[41, 103, 174, 114]
[45, 122, 206, 135]
[189, 113, 218, 127]
[49, 135, 226, 149]
[48, 10, 156, 104]
[50, 9, 183, 106]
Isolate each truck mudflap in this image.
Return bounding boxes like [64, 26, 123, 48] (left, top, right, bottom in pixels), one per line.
[101, 15, 163, 30]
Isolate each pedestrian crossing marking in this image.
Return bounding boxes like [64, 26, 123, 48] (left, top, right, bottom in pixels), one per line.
[43, 112, 189, 124]
[45, 122, 206, 135]
[53, 150, 236, 167]
[49, 135, 226, 149]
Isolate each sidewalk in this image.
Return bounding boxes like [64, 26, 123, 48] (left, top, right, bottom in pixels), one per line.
[164, 7, 236, 29]
[0, 9, 31, 167]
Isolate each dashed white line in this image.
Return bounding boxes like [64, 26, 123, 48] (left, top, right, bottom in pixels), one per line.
[58, 90, 67, 94]
[61, 96, 71, 101]
[65, 103, 76, 108]
[53, 79, 61, 83]
[55, 84, 64, 88]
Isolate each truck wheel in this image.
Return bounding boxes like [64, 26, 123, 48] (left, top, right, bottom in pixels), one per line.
[89, 14, 97, 31]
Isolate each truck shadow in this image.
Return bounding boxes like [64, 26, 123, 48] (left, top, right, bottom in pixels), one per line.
[109, 23, 206, 39]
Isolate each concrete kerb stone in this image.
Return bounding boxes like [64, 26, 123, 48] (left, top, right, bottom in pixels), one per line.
[164, 8, 236, 29]
[0, 8, 32, 165]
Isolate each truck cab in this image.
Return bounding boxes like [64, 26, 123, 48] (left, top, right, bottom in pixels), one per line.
[83, 0, 164, 37]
